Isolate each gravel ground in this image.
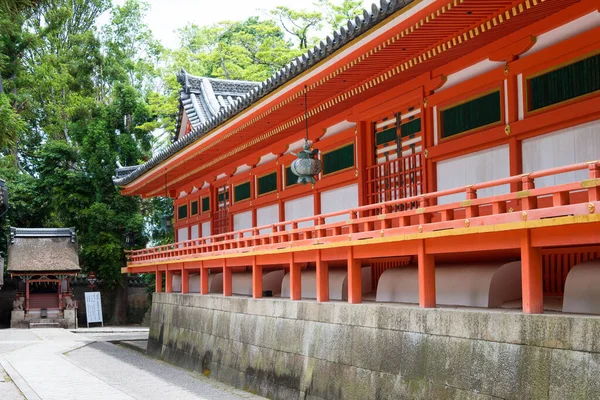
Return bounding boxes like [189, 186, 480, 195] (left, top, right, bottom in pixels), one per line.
[66, 340, 264, 400]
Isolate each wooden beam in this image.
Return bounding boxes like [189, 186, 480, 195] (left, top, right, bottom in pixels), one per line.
[417, 240, 435, 308]
[316, 251, 329, 303]
[347, 247, 362, 304]
[521, 230, 543, 314]
[155, 271, 162, 293]
[200, 265, 209, 295]
[290, 255, 301, 301]
[252, 258, 263, 299]
[181, 268, 189, 294]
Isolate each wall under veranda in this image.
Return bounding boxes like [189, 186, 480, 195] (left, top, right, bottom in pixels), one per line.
[148, 293, 600, 400]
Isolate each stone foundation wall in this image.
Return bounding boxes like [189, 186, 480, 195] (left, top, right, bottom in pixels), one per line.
[148, 293, 600, 400]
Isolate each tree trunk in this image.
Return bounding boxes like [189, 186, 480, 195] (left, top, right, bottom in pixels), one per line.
[109, 274, 128, 325]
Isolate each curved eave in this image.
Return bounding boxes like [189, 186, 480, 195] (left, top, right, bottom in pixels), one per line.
[114, 0, 421, 191]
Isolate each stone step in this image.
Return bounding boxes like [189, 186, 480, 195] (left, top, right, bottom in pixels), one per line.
[29, 322, 61, 328]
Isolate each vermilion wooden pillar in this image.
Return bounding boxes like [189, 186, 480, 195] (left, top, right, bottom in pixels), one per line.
[417, 240, 436, 308]
[165, 270, 173, 293]
[181, 268, 189, 294]
[521, 230, 543, 314]
[155, 271, 162, 293]
[252, 260, 263, 299]
[347, 248, 362, 304]
[316, 255, 329, 302]
[223, 265, 232, 296]
[200, 266, 209, 295]
[290, 258, 301, 301]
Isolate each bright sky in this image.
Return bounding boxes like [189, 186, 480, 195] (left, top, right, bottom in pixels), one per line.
[101, 0, 372, 49]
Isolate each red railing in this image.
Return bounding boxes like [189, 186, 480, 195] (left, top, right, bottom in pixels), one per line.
[128, 160, 600, 265]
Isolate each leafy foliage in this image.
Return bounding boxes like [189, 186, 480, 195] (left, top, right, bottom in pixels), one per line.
[0, 0, 366, 301]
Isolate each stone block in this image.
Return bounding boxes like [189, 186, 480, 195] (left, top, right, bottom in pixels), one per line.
[549, 349, 589, 400]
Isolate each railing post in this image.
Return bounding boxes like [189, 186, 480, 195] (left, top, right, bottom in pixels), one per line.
[520, 174, 537, 210]
[465, 186, 479, 218]
[521, 230, 543, 314]
[347, 247, 362, 304]
[417, 196, 430, 225]
[252, 258, 262, 299]
[155, 270, 162, 293]
[588, 162, 600, 202]
[316, 251, 329, 302]
[417, 240, 436, 308]
[165, 270, 173, 293]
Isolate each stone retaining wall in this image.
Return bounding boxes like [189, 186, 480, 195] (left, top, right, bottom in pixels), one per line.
[148, 293, 600, 400]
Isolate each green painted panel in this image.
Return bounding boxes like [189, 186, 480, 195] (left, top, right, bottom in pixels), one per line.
[234, 181, 251, 202]
[441, 91, 501, 138]
[530, 53, 600, 111]
[323, 143, 355, 175]
[401, 118, 421, 137]
[202, 196, 210, 212]
[258, 172, 277, 195]
[285, 166, 297, 187]
[190, 201, 198, 216]
[178, 204, 187, 220]
[376, 127, 397, 145]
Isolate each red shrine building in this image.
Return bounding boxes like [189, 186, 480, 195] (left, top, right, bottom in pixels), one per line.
[114, 0, 600, 315]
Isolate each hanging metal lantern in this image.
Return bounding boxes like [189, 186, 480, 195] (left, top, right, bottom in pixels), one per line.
[291, 140, 323, 185]
[291, 86, 322, 185]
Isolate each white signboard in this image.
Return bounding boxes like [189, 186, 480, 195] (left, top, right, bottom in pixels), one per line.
[84, 292, 104, 327]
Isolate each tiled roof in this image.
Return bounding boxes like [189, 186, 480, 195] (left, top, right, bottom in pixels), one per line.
[174, 71, 261, 141]
[113, 0, 415, 187]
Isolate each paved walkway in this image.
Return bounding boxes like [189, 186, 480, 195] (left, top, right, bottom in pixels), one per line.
[0, 328, 264, 400]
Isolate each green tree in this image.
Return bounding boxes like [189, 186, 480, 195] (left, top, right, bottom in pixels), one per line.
[269, 6, 322, 49]
[316, 0, 363, 30]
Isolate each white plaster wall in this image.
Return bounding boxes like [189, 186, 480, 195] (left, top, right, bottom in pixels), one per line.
[231, 271, 285, 296]
[522, 12, 600, 57]
[201, 221, 211, 241]
[320, 120, 356, 140]
[563, 260, 600, 315]
[522, 120, 600, 187]
[437, 60, 502, 92]
[189, 273, 200, 293]
[233, 210, 253, 237]
[190, 225, 199, 240]
[320, 184, 359, 223]
[281, 267, 371, 300]
[436, 145, 510, 204]
[376, 262, 522, 308]
[257, 204, 279, 235]
[284, 195, 314, 228]
[177, 227, 188, 248]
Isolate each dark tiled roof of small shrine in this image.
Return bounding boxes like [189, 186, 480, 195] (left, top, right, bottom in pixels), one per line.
[174, 71, 261, 141]
[112, 0, 415, 187]
[7, 227, 81, 273]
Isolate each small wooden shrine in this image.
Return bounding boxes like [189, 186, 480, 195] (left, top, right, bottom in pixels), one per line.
[8, 227, 80, 328]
